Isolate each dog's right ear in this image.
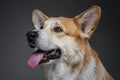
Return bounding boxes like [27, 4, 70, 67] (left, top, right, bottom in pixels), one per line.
[75, 6, 101, 39]
[32, 9, 48, 30]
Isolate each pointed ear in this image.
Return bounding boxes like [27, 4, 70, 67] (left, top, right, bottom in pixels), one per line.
[32, 9, 48, 30]
[75, 6, 101, 39]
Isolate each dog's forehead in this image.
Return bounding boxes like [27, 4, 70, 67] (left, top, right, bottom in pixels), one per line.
[44, 18, 59, 29]
[45, 17, 75, 25]
[45, 18, 58, 24]
[44, 17, 78, 33]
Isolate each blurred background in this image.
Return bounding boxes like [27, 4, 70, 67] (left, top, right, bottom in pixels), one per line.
[0, 0, 120, 80]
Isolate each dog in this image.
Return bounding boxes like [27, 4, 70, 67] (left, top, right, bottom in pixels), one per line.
[26, 6, 113, 80]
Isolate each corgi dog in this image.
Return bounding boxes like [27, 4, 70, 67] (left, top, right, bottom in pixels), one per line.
[26, 6, 113, 80]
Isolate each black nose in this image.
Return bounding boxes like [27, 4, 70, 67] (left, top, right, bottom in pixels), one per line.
[26, 31, 38, 40]
[26, 31, 38, 48]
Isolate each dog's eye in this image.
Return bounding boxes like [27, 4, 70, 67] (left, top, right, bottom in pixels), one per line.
[54, 26, 63, 33]
[40, 26, 44, 29]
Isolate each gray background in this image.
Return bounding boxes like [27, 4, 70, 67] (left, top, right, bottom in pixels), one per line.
[0, 0, 120, 80]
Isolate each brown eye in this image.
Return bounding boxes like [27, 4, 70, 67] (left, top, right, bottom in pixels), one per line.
[54, 26, 63, 33]
[40, 26, 43, 29]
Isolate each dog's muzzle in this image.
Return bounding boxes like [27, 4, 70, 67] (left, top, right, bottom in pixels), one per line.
[26, 30, 38, 48]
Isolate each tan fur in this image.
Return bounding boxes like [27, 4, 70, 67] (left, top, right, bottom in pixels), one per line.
[32, 6, 113, 80]
[58, 13, 113, 80]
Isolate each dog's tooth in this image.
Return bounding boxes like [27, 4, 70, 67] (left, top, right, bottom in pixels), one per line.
[34, 47, 38, 50]
[51, 50, 56, 54]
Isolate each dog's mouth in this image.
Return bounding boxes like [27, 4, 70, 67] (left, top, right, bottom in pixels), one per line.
[27, 48, 61, 68]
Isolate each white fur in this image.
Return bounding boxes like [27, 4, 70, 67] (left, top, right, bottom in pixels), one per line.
[36, 19, 58, 50]
[42, 62, 80, 80]
[41, 57, 96, 80]
[80, 57, 96, 80]
[31, 6, 112, 80]
[35, 19, 98, 80]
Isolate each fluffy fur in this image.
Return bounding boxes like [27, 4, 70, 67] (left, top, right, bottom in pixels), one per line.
[30, 6, 113, 80]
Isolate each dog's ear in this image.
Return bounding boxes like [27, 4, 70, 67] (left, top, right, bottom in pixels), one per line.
[75, 6, 101, 39]
[32, 9, 48, 30]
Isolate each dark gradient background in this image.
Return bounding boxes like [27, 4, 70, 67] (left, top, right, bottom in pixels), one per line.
[0, 0, 120, 80]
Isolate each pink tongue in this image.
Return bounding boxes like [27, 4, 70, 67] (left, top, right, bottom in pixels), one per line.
[27, 54, 44, 68]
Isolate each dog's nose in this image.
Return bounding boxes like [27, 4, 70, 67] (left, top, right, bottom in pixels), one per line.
[26, 31, 38, 41]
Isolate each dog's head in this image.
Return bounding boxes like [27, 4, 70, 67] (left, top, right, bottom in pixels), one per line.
[26, 6, 101, 68]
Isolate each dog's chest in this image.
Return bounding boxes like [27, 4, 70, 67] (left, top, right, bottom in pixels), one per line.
[42, 62, 79, 80]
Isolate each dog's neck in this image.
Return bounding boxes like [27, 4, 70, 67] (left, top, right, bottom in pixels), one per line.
[41, 57, 97, 80]
[41, 61, 79, 80]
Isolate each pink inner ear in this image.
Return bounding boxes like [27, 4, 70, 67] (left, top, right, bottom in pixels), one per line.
[80, 11, 95, 34]
[33, 14, 43, 29]
[81, 21, 87, 33]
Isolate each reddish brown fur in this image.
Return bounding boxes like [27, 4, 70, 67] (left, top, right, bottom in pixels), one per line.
[32, 6, 113, 80]
[56, 6, 112, 79]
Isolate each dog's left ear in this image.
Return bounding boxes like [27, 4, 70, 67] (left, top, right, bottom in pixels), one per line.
[75, 6, 101, 39]
[32, 9, 48, 30]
